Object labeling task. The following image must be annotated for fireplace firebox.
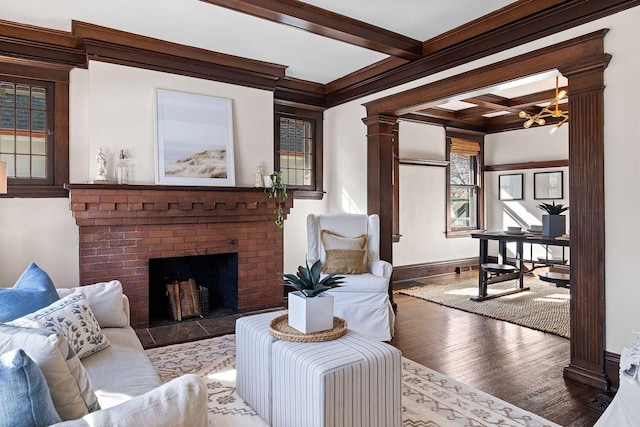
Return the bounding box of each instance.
[149,253,238,327]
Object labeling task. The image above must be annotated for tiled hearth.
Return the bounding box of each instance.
[66,184,292,329]
[135,308,284,349]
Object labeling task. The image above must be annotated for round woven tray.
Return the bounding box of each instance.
[268,314,347,342]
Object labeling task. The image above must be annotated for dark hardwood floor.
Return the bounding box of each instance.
[392,271,607,427]
[137,271,610,427]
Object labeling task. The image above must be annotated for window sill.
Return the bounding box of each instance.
[3,185,69,198]
[291,189,324,200]
[446,229,478,238]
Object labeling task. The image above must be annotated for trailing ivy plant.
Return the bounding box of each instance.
[282,260,344,298]
[265,171,288,228]
[537,201,569,215]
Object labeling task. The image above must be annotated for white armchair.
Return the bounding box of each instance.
[306,213,395,341]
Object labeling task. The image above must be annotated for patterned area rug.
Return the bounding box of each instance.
[397,277,570,338]
[146,334,560,427]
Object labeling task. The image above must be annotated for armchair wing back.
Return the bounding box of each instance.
[307,213,381,268]
[306,213,395,341]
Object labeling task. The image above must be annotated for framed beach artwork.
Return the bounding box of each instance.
[155,89,235,186]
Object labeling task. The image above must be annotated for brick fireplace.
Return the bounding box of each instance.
[66,184,292,329]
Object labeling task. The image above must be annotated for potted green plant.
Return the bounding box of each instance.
[265,171,288,228]
[537,201,569,237]
[282,260,344,334]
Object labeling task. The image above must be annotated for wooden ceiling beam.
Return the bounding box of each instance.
[400,113,487,133]
[461,94,524,115]
[412,107,458,121]
[200,0,422,60]
[422,0,564,55]
[509,87,567,108]
[400,85,574,133]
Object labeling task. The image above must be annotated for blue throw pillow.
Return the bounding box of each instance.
[0,348,62,427]
[0,263,60,322]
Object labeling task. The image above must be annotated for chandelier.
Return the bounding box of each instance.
[518,76,568,134]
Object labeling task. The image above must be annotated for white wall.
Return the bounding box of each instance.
[78,61,274,185]
[394,121,478,266]
[0,198,78,287]
[282,101,370,273]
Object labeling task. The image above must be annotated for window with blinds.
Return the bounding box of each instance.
[449,138,481,232]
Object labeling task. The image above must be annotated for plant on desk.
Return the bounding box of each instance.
[537,201,569,237]
[282,260,344,334]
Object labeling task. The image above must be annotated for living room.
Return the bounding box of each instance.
[1,1,640,426]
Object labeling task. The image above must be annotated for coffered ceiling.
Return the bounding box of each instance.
[405,73,569,133]
[1,0,522,83]
[2,0,636,132]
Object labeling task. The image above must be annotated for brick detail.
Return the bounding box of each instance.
[66,184,292,329]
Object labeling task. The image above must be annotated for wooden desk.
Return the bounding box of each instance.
[470,231,570,301]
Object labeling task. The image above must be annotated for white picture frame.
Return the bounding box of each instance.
[155,89,235,186]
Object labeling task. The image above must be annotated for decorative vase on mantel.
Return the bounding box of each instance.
[282,260,344,334]
[537,201,569,238]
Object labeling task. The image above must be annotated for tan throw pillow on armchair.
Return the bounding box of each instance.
[320,230,367,274]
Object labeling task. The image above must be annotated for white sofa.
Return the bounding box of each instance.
[594,338,640,426]
[1,281,208,427]
[306,213,395,341]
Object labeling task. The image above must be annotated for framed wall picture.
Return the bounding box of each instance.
[498,173,523,200]
[534,171,563,200]
[155,89,235,186]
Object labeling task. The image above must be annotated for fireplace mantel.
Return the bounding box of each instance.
[65,183,291,227]
[66,183,292,328]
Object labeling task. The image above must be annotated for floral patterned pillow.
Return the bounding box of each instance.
[8,292,110,359]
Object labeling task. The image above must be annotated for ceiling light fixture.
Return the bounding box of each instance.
[519,76,568,134]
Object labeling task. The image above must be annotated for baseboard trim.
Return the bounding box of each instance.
[393,257,479,282]
[564,364,609,392]
[605,351,621,391]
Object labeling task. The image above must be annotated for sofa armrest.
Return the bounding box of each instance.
[370,260,393,279]
[121,294,130,326]
[51,374,208,427]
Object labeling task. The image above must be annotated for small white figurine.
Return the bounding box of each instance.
[95,148,108,181]
[254,162,264,187]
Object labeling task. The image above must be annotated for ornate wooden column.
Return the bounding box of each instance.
[361,32,611,388]
[561,52,611,390]
[362,114,398,306]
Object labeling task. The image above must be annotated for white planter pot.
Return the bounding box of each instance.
[287,291,334,334]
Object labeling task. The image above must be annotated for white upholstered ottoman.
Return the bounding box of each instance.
[236,311,402,427]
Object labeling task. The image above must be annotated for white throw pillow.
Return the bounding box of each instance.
[320,229,367,251]
[56,281,128,328]
[9,292,110,359]
[0,324,100,420]
[65,374,208,427]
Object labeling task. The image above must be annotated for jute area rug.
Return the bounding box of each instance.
[146,334,559,427]
[397,277,570,338]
